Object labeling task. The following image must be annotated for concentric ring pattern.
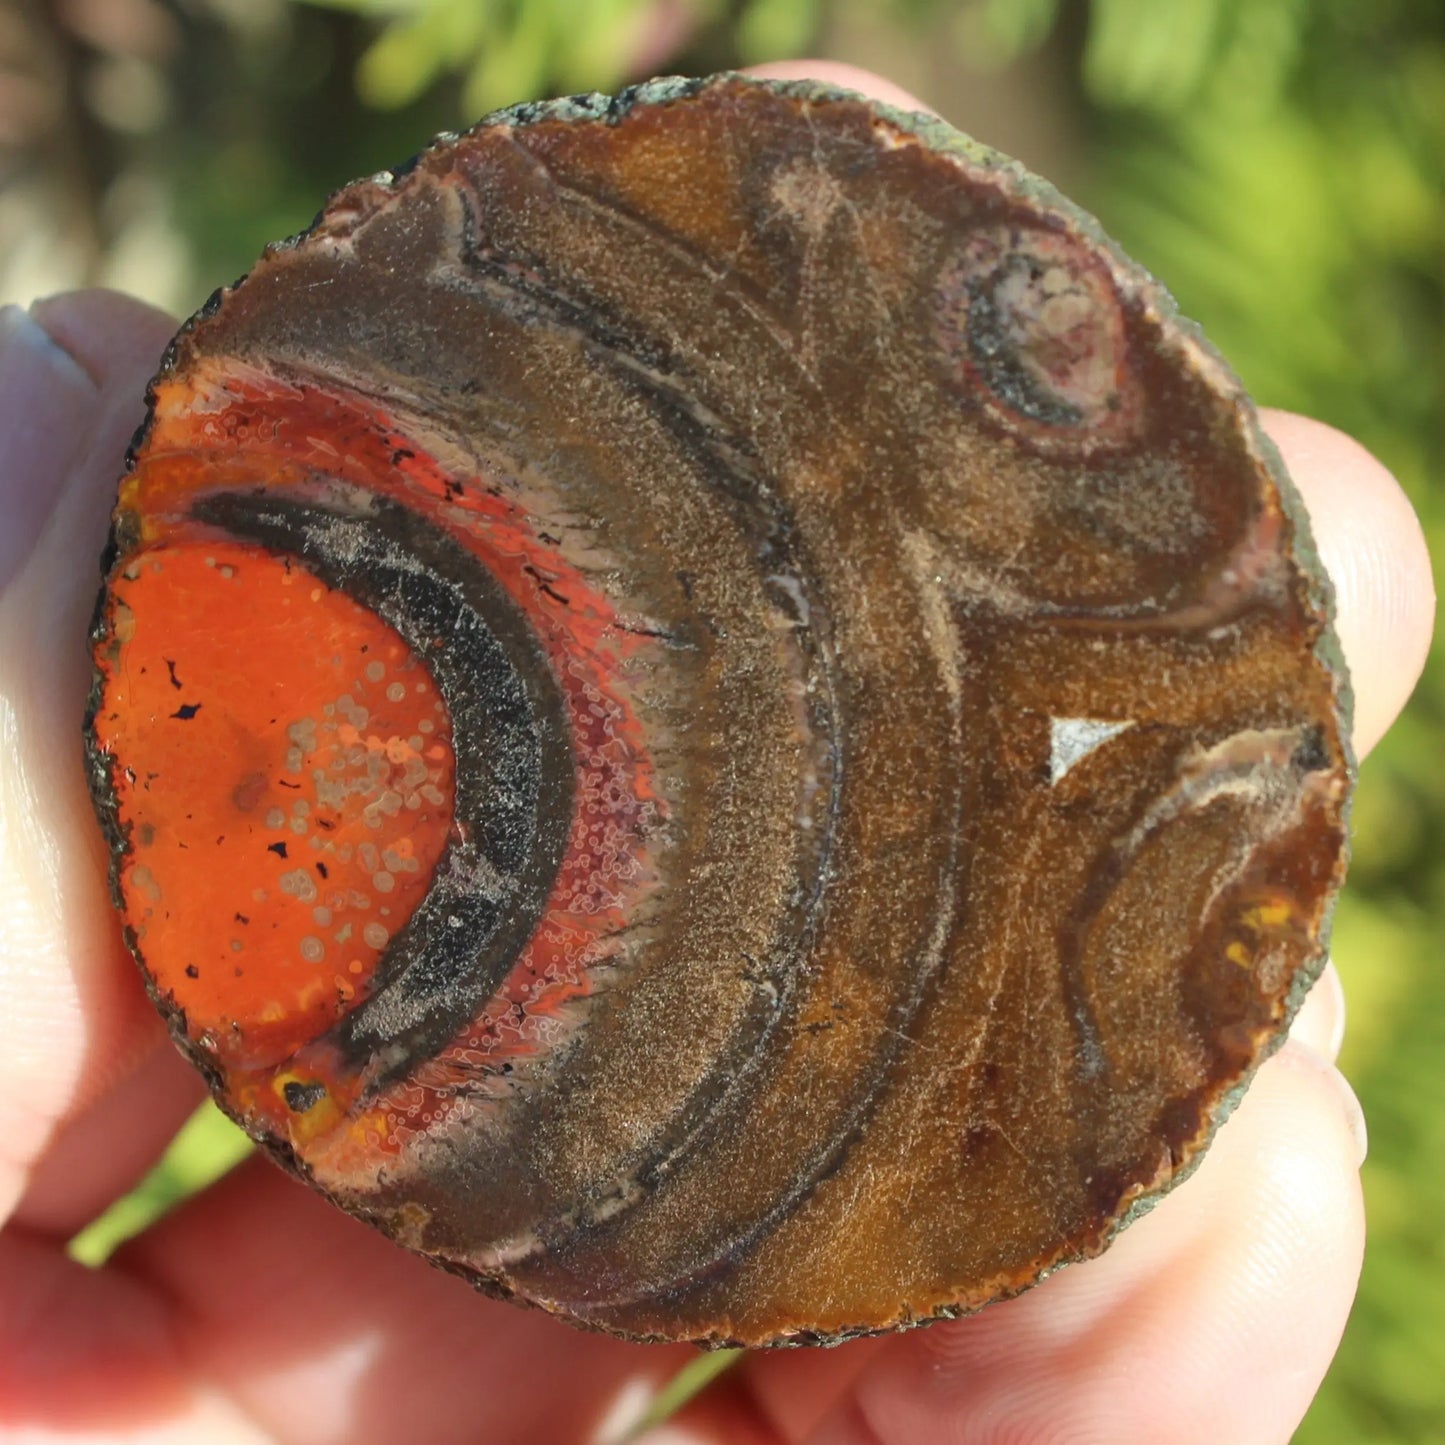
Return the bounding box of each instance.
[85,74,1352,1346]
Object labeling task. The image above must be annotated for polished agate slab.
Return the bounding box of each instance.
[85,74,1352,1346]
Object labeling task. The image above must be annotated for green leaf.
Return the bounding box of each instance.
[69,1104,253,1266]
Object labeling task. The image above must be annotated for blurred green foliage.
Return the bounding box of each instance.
[67,1100,254,1267]
[295,0,685,113]
[1025,6,1445,1439]
[35,0,1440,1438]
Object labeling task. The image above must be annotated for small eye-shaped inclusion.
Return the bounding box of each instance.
[936,225,1141,449]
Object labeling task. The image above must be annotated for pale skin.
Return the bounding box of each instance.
[0,60,1434,1445]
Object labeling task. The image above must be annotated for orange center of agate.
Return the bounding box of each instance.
[94,540,455,1073]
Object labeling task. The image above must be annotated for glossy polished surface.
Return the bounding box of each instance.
[86,74,1352,1346]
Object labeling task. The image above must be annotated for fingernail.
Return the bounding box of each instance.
[0,303,99,593]
[1287,960,1347,1062]
[1281,1039,1369,1166]
[1320,963,1347,1061]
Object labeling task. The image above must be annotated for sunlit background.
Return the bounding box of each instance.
[2,1,1441,1439]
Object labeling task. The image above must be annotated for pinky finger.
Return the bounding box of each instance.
[647,1040,1364,1445]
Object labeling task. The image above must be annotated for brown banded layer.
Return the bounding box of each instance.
[84,73,1352,1347]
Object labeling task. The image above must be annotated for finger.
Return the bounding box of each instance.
[684,61,1408,1445]
[10,1041,205,1238]
[742,59,931,114]
[1288,957,1346,1062]
[109,1158,695,1445]
[0,290,188,1230]
[1260,409,1434,759]
[812,1042,1365,1445]
[696,833,1345,1439]
[0,1227,271,1443]
[651,1040,1365,1445]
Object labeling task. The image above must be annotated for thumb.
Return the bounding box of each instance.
[0,290,186,1228]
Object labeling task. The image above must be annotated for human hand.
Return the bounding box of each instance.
[0,63,1433,1445]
